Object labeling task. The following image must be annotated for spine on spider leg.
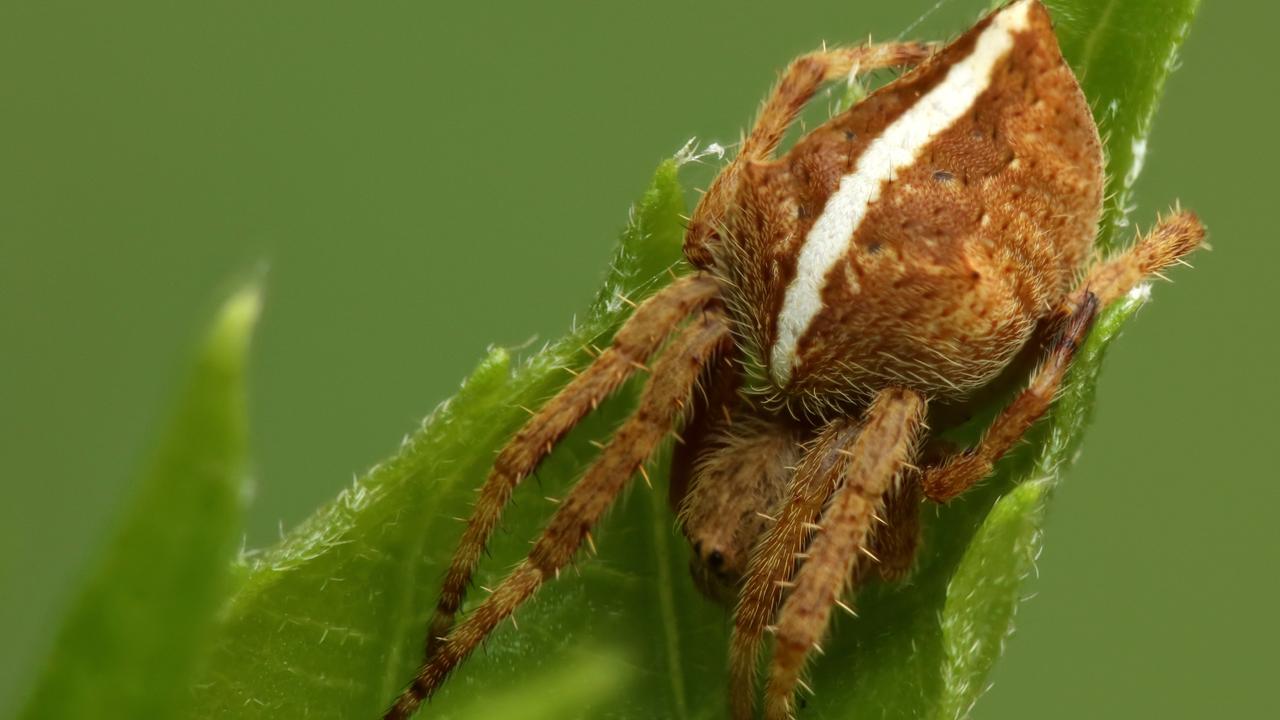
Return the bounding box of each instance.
[764,389,926,720]
[866,474,924,582]
[425,274,720,655]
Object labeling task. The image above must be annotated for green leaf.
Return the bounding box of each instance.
[179,1,1199,718]
[19,283,261,720]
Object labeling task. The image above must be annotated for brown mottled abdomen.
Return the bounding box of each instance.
[715,0,1102,408]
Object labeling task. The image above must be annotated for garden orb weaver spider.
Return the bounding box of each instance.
[387,1,1203,718]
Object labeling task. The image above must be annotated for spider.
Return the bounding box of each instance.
[387,1,1203,717]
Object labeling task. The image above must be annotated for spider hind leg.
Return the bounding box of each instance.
[922,209,1205,503]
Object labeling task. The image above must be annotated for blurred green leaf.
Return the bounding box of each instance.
[19,283,261,720]
[177,1,1198,718]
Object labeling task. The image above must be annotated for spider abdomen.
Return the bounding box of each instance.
[711,0,1102,409]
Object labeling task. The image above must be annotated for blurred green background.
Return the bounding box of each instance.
[2,1,1275,718]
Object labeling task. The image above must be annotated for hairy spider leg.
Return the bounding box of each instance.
[922,209,1205,502]
[1076,209,1205,311]
[921,293,1098,502]
[424,273,721,657]
[387,309,733,720]
[763,388,928,720]
[685,41,934,267]
[740,42,936,162]
[728,419,862,720]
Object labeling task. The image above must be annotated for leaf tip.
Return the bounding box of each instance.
[206,279,265,371]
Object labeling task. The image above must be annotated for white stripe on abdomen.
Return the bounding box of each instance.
[768,0,1033,386]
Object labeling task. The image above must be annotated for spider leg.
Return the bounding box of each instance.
[686,41,933,266]
[922,293,1098,503]
[763,388,928,720]
[1070,209,1205,312]
[424,273,720,655]
[922,209,1205,502]
[729,419,861,720]
[740,41,935,162]
[387,311,732,720]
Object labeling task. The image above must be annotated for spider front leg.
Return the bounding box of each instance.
[424,273,720,655]
[386,309,732,720]
[922,210,1205,503]
[763,388,928,720]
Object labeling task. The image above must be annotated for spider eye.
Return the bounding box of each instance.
[683,223,720,268]
[707,549,726,571]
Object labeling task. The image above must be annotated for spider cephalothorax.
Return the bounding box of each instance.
[387,2,1203,718]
